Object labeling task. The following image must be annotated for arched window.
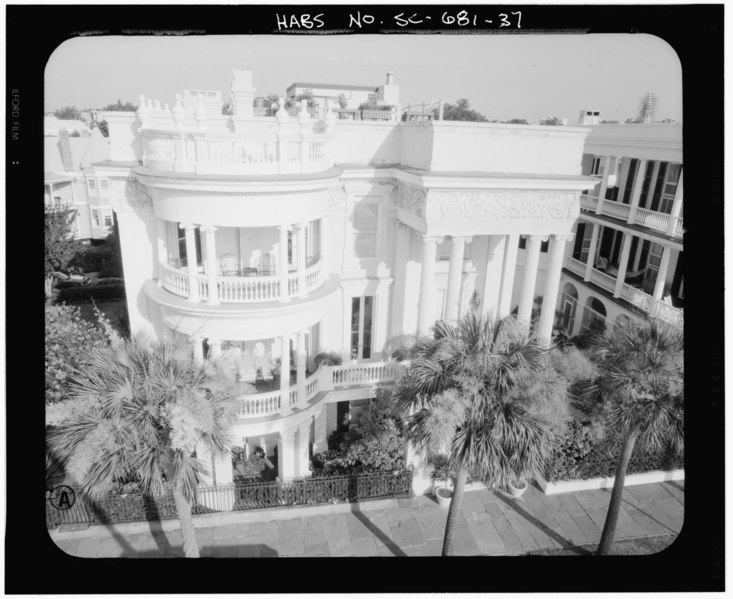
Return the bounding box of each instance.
[581,296,607,332]
[557,283,579,334]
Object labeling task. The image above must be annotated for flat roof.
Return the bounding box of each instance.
[287,82,377,93]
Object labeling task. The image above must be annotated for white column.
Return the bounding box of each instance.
[584,223,600,281]
[615,158,630,205]
[279,334,291,410]
[666,170,684,236]
[201,225,219,305]
[595,156,613,213]
[192,336,204,363]
[481,235,506,319]
[196,441,234,510]
[644,161,661,210]
[297,222,307,297]
[295,420,311,477]
[277,427,297,481]
[208,338,222,360]
[319,217,327,266]
[390,222,411,338]
[498,234,519,318]
[278,224,290,302]
[181,223,200,302]
[296,330,307,404]
[417,235,439,334]
[313,408,328,455]
[537,235,571,346]
[156,219,167,284]
[613,233,634,298]
[517,235,543,325]
[653,246,672,300]
[445,236,469,322]
[627,159,647,224]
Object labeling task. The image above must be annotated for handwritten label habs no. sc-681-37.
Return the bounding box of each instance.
[275,10,523,31]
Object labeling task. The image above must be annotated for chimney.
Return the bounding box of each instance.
[231,70,256,118]
[577,109,600,125]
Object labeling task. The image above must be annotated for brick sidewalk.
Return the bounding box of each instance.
[50,480,684,558]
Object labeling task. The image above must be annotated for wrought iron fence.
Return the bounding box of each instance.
[46,470,413,528]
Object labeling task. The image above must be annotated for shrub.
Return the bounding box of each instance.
[313,392,406,475]
[314,351,342,367]
[56,283,125,303]
[545,421,684,482]
[45,304,114,403]
[232,447,267,483]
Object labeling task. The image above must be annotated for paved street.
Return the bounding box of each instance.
[51,480,684,558]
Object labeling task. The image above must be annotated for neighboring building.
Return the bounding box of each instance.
[286,72,400,119]
[556,113,683,337]
[91,69,660,495]
[44,126,111,241]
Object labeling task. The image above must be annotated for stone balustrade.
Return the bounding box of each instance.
[236,361,401,420]
[159,258,325,304]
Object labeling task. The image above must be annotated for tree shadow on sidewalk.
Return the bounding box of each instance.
[350,503,407,557]
[494,493,574,551]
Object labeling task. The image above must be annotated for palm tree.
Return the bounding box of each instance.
[46,333,239,558]
[395,313,572,556]
[585,318,683,555]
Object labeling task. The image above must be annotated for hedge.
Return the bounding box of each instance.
[545,421,684,482]
[56,283,126,303]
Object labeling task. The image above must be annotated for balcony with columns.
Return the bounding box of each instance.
[156,218,327,305]
[579,154,683,241]
[412,230,574,348]
[563,223,683,330]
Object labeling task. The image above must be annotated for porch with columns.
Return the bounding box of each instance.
[412,228,573,347]
[156,218,327,304]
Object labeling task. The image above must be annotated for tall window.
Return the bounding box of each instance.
[177,223,202,268]
[350,296,374,360]
[103,211,113,227]
[87,178,97,194]
[621,159,638,204]
[91,208,100,227]
[590,157,602,176]
[99,178,109,197]
[353,204,378,259]
[558,283,579,334]
[660,163,682,214]
[642,242,664,294]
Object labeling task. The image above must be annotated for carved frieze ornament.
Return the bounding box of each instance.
[390,182,427,218]
[425,190,579,221]
[327,184,347,208]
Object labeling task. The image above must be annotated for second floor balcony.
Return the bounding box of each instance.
[579,193,683,239]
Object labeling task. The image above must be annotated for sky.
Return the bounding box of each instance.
[45,34,682,123]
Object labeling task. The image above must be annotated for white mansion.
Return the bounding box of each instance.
[85,71,682,490]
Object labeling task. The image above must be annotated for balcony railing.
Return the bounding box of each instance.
[237,361,401,420]
[588,267,616,293]
[601,199,631,221]
[142,130,332,176]
[585,199,683,240]
[649,299,684,329]
[620,282,652,312]
[159,259,326,304]
[565,257,586,277]
[579,194,599,212]
[331,361,402,387]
